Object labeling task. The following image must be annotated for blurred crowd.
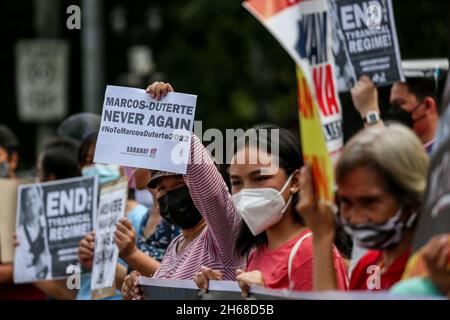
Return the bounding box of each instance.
[0,72,449,300]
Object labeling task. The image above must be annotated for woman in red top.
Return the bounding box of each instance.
[298,124,429,291]
[194,124,349,295]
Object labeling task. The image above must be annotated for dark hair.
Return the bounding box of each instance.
[233,124,304,257]
[406,76,447,111]
[0,125,19,158]
[41,139,80,180]
[78,131,98,167]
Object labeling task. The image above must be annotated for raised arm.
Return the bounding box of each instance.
[351,76,384,128]
[297,164,339,291]
[145,81,241,267]
[184,134,242,267]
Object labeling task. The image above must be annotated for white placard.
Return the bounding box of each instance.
[90,179,127,291]
[94,85,197,174]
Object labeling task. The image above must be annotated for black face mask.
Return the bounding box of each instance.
[384,106,414,128]
[158,185,203,229]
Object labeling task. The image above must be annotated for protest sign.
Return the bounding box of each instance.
[329,0,405,90]
[413,136,450,252]
[243,0,336,200]
[249,285,442,300]
[94,85,197,174]
[0,179,32,263]
[433,73,450,153]
[139,278,243,300]
[328,0,356,92]
[200,281,243,300]
[402,135,450,279]
[297,63,334,202]
[243,0,343,162]
[14,176,98,283]
[90,178,128,294]
[138,277,441,300]
[139,277,200,300]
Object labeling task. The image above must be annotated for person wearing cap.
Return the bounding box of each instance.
[120,82,245,300]
[351,59,448,154]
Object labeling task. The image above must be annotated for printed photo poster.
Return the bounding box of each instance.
[90,178,128,294]
[327,0,356,92]
[14,176,98,283]
[243,0,344,162]
[402,137,450,279]
[329,0,405,90]
[297,62,334,202]
[94,85,197,174]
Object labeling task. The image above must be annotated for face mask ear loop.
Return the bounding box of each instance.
[390,205,404,224]
[279,173,296,214]
[405,211,418,229]
[281,195,293,214]
[279,173,295,195]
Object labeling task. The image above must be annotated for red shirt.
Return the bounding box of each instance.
[350,248,411,290]
[246,229,349,291]
[0,283,47,300]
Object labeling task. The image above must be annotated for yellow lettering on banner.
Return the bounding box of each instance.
[296,65,334,202]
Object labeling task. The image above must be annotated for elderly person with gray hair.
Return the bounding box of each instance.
[297,124,429,291]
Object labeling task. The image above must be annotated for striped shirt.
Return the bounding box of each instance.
[153,135,245,280]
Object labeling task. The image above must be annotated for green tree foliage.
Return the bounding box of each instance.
[104,0,450,134]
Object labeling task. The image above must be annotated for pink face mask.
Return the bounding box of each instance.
[123,166,137,190]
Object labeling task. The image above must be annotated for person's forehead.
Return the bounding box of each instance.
[391,82,405,95]
[231,146,276,166]
[338,166,387,193]
[155,175,184,187]
[390,82,416,100]
[229,162,281,178]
